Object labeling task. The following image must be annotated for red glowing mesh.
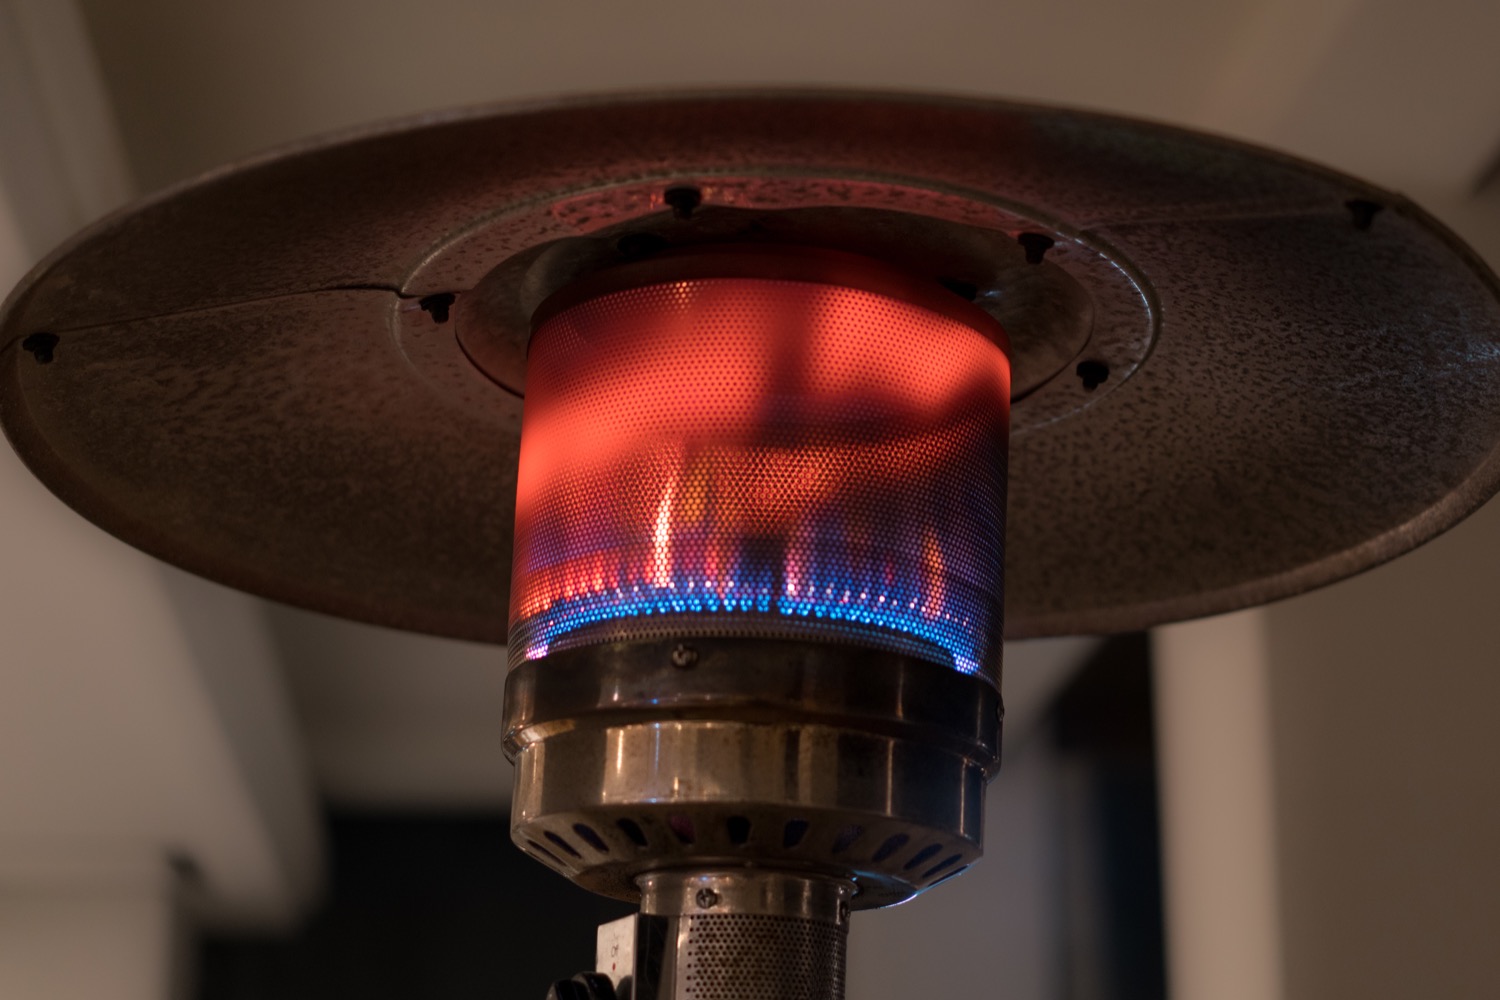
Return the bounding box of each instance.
[509,276,1010,683]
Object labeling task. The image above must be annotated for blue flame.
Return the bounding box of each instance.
[516,566,985,675]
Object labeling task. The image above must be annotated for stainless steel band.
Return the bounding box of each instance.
[503,637,1003,766]
[503,639,1003,909]
[639,869,854,921]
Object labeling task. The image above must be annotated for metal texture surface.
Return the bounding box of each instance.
[501,638,1002,759]
[634,871,852,1000]
[455,208,1090,402]
[504,639,996,908]
[510,247,1010,680]
[638,870,855,921]
[4,91,1500,640]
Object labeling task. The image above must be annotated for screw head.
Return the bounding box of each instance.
[670,643,698,669]
[1017,231,1055,264]
[21,332,58,364]
[1346,198,1383,231]
[664,185,702,220]
[1076,359,1110,391]
[695,888,720,909]
[417,292,455,324]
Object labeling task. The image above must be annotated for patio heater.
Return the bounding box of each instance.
[4,93,1500,1000]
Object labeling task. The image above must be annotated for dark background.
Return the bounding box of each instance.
[198,635,1162,1000]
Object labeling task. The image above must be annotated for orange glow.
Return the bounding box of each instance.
[922,526,945,620]
[509,268,1011,680]
[651,470,677,588]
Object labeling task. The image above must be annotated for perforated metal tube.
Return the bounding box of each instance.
[509,247,1012,684]
[633,871,854,1000]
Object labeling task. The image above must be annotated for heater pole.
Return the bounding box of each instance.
[631,870,854,1000]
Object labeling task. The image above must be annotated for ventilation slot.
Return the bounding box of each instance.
[617,818,649,847]
[544,831,582,858]
[783,819,810,848]
[831,825,863,854]
[930,866,969,888]
[922,854,963,880]
[527,840,565,867]
[872,834,910,863]
[903,844,943,872]
[727,816,752,845]
[669,814,697,845]
[572,823,610,853]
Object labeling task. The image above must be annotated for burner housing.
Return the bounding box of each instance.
[503,246,1012,999]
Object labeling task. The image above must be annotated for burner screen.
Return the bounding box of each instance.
[509,250,1011,682]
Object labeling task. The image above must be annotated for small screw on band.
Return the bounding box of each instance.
[21,332,59,364]
[664,185,702,220]
[418,293,456,324]
[1018,232,1055,264]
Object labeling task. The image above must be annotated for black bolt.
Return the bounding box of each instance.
[695,888,720,909]
[939,277,979,301]
[617,232,670,259]
[21,332,58,364]
[1076,359,1110,391]
[670,643,698,669]
[418,293,456,324]
[664,185,702,220]
[546,980,591,1000]
[1346,198,1383,231]
[838,901,851,923]
[1018,232,1055,265]
[571,972,618,1000]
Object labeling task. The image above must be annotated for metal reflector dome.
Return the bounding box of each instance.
[3,92,1499,642]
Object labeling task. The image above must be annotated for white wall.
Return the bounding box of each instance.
[1,3,324,997]
[1261,496,1500,1000]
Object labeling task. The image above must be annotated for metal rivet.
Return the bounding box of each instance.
[1018,232,1055,264]
[695,888,719,909]
[670,643,698,669]
[665,185,702,220]
[418,293,456,324]
[837,901,851,923]
[21,332,58,364]
[1076,359,1110,391]
[1346,198,1383,231]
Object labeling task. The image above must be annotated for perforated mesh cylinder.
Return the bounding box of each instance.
[668,914,845,1000]
[509,247,1011,684]
[633,871,854,1000]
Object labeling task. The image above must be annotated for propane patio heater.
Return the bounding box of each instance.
[5,93,1500,1000]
